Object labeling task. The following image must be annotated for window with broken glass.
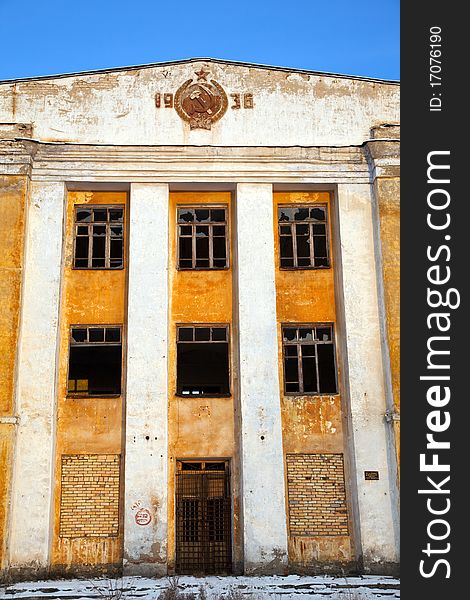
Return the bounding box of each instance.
[74,206,124,269]
[282,325,337,394]
[278,205,330,268]
[177,325,230,396]
[67,326,122,396]
[177,207,228,269]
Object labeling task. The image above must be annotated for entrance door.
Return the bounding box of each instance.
[176,460,232,574]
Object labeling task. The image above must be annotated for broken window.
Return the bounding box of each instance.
[177,207,228,269]
[282,324,337,394]
[67,326,122,395]
[177,325,230,396]
[278,204,330,268]
[74,206,124,269]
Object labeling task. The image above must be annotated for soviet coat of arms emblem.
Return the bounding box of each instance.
[174,69,228,130]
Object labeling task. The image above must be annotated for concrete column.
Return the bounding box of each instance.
[8,181,65,573]
[336,183,399,573]
[124,183,169,576]
[235,183,288,574]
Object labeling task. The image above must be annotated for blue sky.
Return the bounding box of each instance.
[1,0,399,81]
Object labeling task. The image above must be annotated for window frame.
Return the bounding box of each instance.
[66,324,124,398]
[278,203,331,270]
[73,204,125,270]
[176,205,230,271]
[175,323,231,397]
[281,323,338,396]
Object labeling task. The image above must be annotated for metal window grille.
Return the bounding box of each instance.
[177,206,229,269]
[74,205,124,269]
[176,461,232,575]
[282,324,337,395]
[278,204,330,269]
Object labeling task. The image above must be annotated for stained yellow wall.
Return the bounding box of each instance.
[0,175,28,571]
[167,192,241,571]
[273,191,353,569]
[375,178,400,473]
[51,191,127,572]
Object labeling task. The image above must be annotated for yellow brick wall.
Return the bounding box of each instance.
[59,454,120,538]
[286,453,348,536]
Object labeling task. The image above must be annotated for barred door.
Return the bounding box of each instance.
[176,461,232,574]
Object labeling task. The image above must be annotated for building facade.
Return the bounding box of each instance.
[0,59,400,579]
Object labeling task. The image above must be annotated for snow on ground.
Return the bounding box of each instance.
[0,575,399,599]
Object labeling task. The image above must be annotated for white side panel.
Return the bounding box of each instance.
[235,183,288,574]
[124,183,169,576]
[337,183,399,570]
[9,181,65,569]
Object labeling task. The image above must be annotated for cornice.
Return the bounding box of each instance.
[0,140,374,184]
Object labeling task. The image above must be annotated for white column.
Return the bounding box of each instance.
[235,183,288,574]
[336,183,399,571]
[124,183,169,576]
[9,181,65,572]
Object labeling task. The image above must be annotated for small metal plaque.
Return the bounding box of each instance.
[365,470,380,480]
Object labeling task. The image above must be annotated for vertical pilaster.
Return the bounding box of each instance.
[124,183,169,576]
[235,183,288,574]
[336,182,399,573]
[9,181,65,573]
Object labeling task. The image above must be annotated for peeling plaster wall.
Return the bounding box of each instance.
[51,191,127,574]
[166,192,243,573]
[0,62,398,147]
[273,192,353,572]
[0,175,27,572]
[0,59,400,579]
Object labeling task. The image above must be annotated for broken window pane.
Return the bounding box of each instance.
[71,328,87,343]
[179,210,194,223]
[194,327,210,341]
[278,204,330,269]
[177,206,228,269]
[76,209,91,222]
[283,328,297,342]
[177,325,230,396]
[195,209,210,222]
[68,326,122,395]
[302,356,317,393]
[317,344,337,393]
[75,237,89,260]
[299,328,313,341]
[89,328,104,342]
[74,205,125,269]
[105,328,120,342]
[282,325,336,395]
[284,358,299,383]
[211,209,225,222]
[93,209,107,222]
[179,328,193,341]
[211,328,227,341]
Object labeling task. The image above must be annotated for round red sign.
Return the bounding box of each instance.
[135,508,152,526]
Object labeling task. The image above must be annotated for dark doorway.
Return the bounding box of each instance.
[175,461,232,575]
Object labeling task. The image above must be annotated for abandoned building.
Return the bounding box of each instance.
[0,58,400,579]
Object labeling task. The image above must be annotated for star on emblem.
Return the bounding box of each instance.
[195,68,209,81]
